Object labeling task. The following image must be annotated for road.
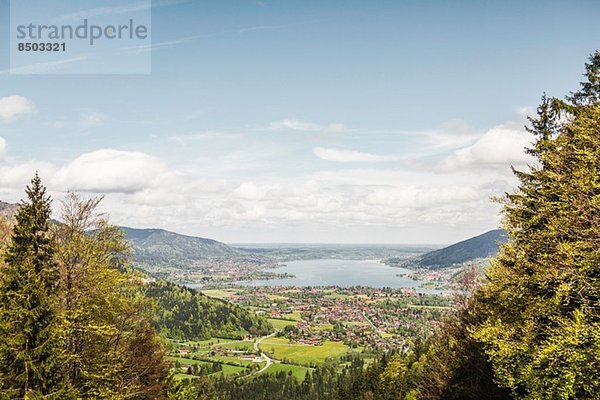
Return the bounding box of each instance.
[362,312,379,332]
[249,331,279,376]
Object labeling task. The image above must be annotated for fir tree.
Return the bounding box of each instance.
[472,53,600,399]
[0,173,68,399]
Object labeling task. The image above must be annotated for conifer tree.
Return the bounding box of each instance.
[0,174,68,399]
[472,52,600,399]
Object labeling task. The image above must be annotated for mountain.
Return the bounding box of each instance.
[0,201,19,219]
[414,229,509,269]
[0,203,250,266]
[121,226,242,263]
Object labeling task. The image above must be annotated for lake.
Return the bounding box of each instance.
[238,259,427,289]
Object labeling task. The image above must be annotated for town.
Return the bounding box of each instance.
[202,285,453,352]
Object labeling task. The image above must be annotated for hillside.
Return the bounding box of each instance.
[121,226,244,263]
[415,229,508,269]
[0,201,19,219]
[146,279,272,339]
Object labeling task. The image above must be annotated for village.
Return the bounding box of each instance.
[202,285,453,352]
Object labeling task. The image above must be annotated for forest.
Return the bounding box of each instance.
[147,280,272,340]
[0,52,598,399]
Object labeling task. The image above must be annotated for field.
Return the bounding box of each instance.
[169,338,261,379]
[261,363,311,381]
[200,289,240,299]
[174,337,237,349]
[168,356,213,366]
[282,312,303,321]
[259,338,351,365]
[215,340,255,352]
[267,318,298,330]
[173,373,199,380]
[210,355,260,367]
[218,364,248,376]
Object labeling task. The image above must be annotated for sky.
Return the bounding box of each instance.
[0,0,599,244]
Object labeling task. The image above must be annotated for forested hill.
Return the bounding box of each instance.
[121,226,244,262]
[123,228,274,340]
[416,229,508,269]
[146,279,272,340]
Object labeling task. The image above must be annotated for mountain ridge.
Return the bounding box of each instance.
[416,229,508,269]
[121,226,243,263]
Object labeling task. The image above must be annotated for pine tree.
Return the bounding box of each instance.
[472,53,600,399]
[0,173,69,399]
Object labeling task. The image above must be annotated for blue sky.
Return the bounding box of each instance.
[0,0,598,243]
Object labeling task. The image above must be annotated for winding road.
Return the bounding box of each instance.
[235,331,280,379]
[253,331,279,375]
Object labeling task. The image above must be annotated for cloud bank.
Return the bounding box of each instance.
[313,147,397,163]
[0,96,36,122]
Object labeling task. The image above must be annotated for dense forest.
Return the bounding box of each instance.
[0,52,598,399]
[147,280,272,340]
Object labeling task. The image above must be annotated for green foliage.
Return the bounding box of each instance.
[330,52,600,400]
[472,52,600,400]
[0,183,170,399]
[147,279,272,340]
[54,192,169,399]
[168,375,219,400]
[0,173,69,399]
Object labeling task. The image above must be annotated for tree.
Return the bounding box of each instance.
[364,52,600,400]
[0,173,70,399]
[472,52,600,399]
[168,376,219,400]
[54,192,168,399]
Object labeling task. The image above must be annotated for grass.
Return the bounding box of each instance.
[201,289,239,299]
[323,292,351,300]
[261,363,311,381]
[175,337,236,348]
[167,356,213,366]
[316,323,334,331]
[259,338,351,365]
[267,294,288,300]
[216,340,255,352]
[210,355,256,367]
[406,304,452,310]
[267,318,297,330]
[173,373,200,380]
[216,364,248,376]
[282,312,303,321]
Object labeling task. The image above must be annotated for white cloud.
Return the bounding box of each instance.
[0,117,518,243]
[81,111,106,126]
[45,121,66,129]
[439,125,534,171]
[0,160,58,188]
[0,150,507,243]
[269,118,346,134]
[313,147,397,163]
[0,95,36,122]
[51,149,168,193]
[0,136,5,160]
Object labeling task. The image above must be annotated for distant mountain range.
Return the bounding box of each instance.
[0,201,19,219]
[415,229,508,269]
[384,229,508,270]
[121,227,244,263]
[1,199,507,269]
